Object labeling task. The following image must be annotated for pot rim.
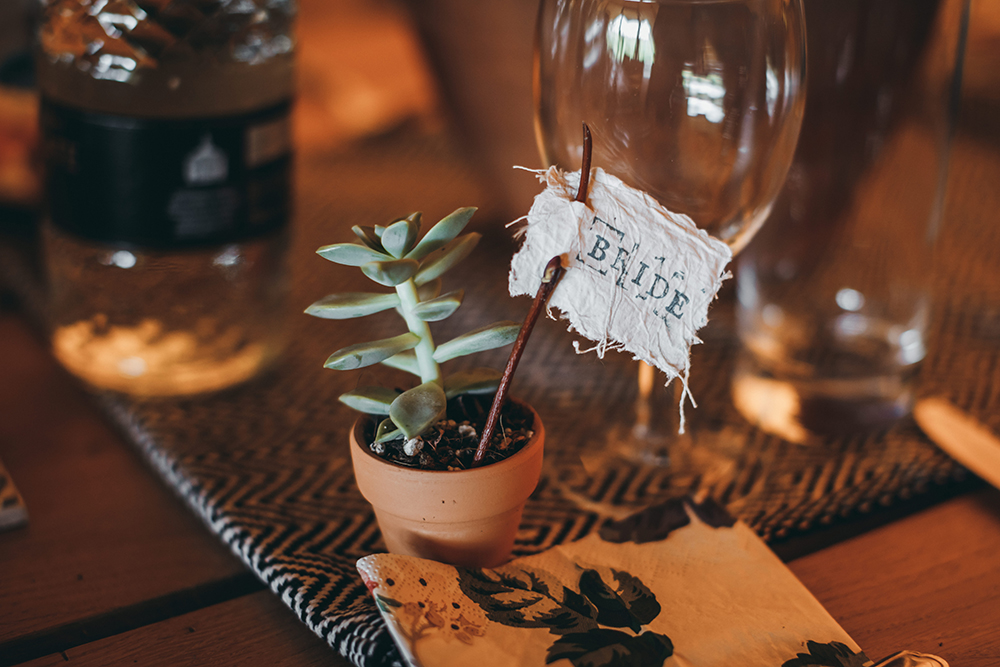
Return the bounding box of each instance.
[350,397,542,476]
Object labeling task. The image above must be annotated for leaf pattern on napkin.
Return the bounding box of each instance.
[458,566,673,667]
[579,569,660,633]
[547,629,674,667]
[782,640,872,667]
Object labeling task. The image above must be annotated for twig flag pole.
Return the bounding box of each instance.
[473,123,593,464]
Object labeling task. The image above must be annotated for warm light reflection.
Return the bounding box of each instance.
[898,328,925,364]
[606,14,656,65]
[835,313,868,338]
[92,54,137,81]
[835,288,865,311]
[104,250,137,269]
[682,70,725,123]
[91,0,145,35]
[52,317,265,396]
[213,246,242,267]
[731,373,811,444]
[765,56,779,117]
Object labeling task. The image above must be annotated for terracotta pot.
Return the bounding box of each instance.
[350,402,544,568]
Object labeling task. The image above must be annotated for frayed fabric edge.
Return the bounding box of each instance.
[511,163,715,437]
[550,300,698,434]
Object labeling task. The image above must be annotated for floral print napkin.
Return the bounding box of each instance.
[357,497,876,667]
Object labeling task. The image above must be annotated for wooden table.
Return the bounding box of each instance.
[0,311,998,665]
[3,1,1000,664]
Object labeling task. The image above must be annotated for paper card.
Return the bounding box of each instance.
[509,167,732,389]
[358,498,870,667]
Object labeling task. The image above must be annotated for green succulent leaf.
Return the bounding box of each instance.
[414,232,481,286]
[381,213,421,258]
[381,350,421,376]
[305,292,400,320]
[406,207,477,261]
[324,332,420,370]
[352,225,384,251]
[316,242,389,266]
[361,258,420,287]
[396,278,444,319]
[339,386,400,415]
[434,321,520,363]
[389,381,447,439]
[416,278,442,301]
[374,225,386,237]
[412,290,464,322]
[375,418,402,443]
[444,367,503,399]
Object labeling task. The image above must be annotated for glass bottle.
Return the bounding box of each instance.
[37,0,295,396]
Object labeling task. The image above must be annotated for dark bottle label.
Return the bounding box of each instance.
[41,99,292,249]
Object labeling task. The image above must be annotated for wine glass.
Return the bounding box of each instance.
[535,0,806,473]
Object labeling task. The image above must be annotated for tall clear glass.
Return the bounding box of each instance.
[535,0,806,461]
[732,0,969,443]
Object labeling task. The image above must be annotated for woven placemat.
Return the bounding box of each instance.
[3,128,998,666]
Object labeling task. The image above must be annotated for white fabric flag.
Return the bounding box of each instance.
[509,166,732,394]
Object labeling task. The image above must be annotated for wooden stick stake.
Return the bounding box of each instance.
[576,122,592,204]
[473,123,593,465]
[472,257,563,465]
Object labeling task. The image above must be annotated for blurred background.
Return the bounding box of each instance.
[2,0,998,221]
[1,0,999,440]
[0,0,997,433]
[2,0,997,251]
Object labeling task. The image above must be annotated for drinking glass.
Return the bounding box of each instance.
[535,0,806,464]
[732,0,970,443]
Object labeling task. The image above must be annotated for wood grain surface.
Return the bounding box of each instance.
[791,488,1000,665]
[9,484,1000,667]
[0,314,249,644]
[19,591,348,667]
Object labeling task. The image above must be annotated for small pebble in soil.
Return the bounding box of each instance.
[403,437,423,456]
[362,395,534,471]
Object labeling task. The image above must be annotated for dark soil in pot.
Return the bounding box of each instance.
[359,394,535,471]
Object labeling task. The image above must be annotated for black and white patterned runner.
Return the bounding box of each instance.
[12,134,994,666]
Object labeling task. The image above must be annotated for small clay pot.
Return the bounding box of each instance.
[350,402,544,568]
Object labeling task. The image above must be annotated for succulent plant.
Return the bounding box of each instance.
[307,208,520,443]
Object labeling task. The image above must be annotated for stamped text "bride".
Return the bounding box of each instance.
[577,215,691,324]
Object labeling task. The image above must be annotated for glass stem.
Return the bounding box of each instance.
[633,361,685,442]
[634,361,656,437]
